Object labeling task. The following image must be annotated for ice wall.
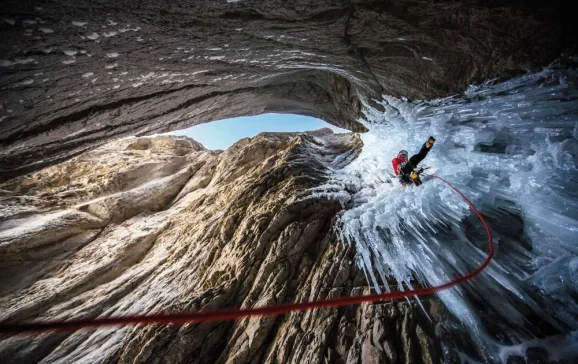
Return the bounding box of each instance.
[315,68,578,362]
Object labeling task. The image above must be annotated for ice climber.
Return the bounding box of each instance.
[392,136,436,186]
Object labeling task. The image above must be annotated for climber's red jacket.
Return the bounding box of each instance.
[392,156,406,176]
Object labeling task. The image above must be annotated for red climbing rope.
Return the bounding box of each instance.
[0,175,493,335]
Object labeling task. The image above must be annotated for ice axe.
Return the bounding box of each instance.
[410,167,431,186]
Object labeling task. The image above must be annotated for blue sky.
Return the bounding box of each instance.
[170,113,349,149]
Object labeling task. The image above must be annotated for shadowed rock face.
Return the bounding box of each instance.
[0,131,449,363]
[0,0,574,180]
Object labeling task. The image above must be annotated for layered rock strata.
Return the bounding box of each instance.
[1,0,575,180]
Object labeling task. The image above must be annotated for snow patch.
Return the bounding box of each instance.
[103,31,118,37]
[72,21,87,27]
[105,63,118,69]
[106,52,119,58]
[86,32,99,40]
[0,58,35,67]
[63,50,78,56]
[39,27,53,33]
[82,72,94,78]
[139,72,155,80]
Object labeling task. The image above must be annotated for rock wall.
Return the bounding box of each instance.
[0,131,454,363]
[1,1,576,362]
[1,0,575,180]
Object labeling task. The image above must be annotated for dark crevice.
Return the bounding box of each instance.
[342,1,384,95]
[357,48,385,94]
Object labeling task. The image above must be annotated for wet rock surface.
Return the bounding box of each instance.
[1,0,575,180]
[0,131,453,363]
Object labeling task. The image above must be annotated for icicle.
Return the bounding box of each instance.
[313,68,578,362]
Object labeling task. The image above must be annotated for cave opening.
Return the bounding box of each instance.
[167,113,349,150]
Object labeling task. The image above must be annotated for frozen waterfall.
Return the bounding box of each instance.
[314,67,578,362]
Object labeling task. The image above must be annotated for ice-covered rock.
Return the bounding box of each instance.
[315,68,578,362]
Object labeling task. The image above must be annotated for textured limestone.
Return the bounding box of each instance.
[0,132,453,363]
[0,210,106,259]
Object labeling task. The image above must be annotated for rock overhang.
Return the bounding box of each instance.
[0,0,575,181]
